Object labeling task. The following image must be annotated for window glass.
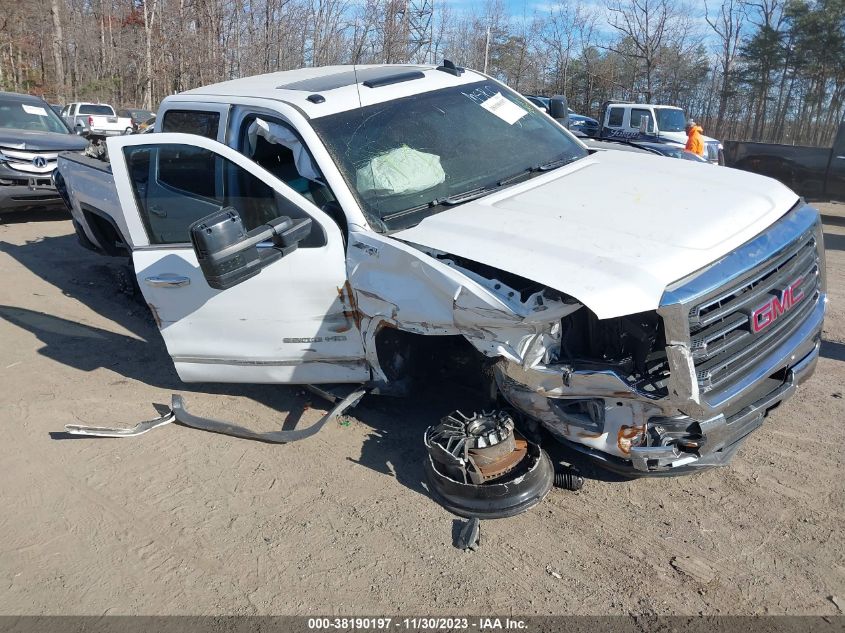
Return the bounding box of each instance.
[78,104,115,115]
[631,108,654,132]
[655,108,687,132]
[123,143,322,246]
[607,107,624,127]
[162,110,220,139]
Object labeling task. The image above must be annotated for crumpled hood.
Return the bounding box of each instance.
[393,150,800,319]
[0,129,87,152]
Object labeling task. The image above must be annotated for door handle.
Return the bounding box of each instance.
[835,155,845,160]
[149,204,167,217]
[144,274,190,288]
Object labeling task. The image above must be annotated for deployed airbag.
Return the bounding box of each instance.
[356,145,445,195]
[247,118,321,182]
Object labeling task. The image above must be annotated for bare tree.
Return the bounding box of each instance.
[704,0,745,136]
[605,0,678,102]
[141,0,159,109]
[48,0,65,101]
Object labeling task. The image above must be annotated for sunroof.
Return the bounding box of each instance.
[278,66,428,92]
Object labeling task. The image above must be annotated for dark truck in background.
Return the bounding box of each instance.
[724,121,845,201]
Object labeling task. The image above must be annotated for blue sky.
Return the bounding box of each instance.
[439,0,717,48]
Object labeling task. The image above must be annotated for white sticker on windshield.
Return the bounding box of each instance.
[22,104,48,116]
[480,92,527,125]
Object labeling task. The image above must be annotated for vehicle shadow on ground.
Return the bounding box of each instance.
[824,232,845,252]
[0,209,69,224]
[820,214,845,229]
[0,230,629,496]
[0,232,318,427]
[821,339,845,362]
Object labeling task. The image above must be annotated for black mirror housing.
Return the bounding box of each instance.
[549,95,569,127]
[190,207,312,290]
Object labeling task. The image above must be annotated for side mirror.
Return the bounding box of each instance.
[549,95,569,128]
[638,115,651,134]
[190,207,312,290]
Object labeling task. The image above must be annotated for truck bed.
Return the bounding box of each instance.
[56,151,130,257]
[723,140,833,199]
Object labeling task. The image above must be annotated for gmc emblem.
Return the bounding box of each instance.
[751,277,805,333]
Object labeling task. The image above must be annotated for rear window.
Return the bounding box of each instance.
[162,110,220,139]
[608,107,624,127]
[78,104,115,115]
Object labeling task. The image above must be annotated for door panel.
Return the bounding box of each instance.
[108,133,368,385]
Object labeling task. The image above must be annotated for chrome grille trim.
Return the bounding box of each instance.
[659,203,827,417]
[0,148,59,174]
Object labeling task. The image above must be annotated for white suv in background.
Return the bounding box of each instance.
[600,102,724,164]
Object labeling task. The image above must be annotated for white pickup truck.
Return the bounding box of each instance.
[55,63,827,476]
[61,102,133,136]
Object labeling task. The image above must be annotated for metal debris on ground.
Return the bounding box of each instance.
[64,409,175,437]
[63,388,366,443]
[456,517,481,551]
[553,464,585,491]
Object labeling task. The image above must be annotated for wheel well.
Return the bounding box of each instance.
[374,328,496,399]
[80,204,130,257]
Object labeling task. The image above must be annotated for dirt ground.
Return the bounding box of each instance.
[0,202,843,617]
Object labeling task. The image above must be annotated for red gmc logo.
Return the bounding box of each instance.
[751,277,805,333]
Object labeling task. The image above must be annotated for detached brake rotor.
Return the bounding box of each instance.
[424,410,554,519]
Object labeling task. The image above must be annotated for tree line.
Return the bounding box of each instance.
[1,0,843,146]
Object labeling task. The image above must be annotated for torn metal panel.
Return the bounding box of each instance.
[664,344,700,403]
[496,367,663,460]
[347,231,581,376]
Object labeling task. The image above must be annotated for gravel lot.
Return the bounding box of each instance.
[0,202,843,616]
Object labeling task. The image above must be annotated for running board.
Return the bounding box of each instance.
[63,388,366,443]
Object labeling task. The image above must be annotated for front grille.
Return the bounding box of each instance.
[0,148,58,175]
[687,231,821,393]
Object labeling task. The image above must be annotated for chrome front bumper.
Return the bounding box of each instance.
[497,297,823,475]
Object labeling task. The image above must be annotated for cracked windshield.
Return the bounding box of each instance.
[313,81,587,231]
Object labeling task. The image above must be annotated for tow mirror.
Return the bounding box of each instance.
[548,95,569,128]
[639,115,651,134]
[190,207,312,290]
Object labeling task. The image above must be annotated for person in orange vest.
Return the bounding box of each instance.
[685,119,705,157]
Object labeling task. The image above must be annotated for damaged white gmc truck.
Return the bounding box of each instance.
[56,63,827,477]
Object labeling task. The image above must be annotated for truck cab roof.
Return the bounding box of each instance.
[174,64,489,118]
[605,102,684,110]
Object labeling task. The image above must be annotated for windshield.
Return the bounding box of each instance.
[312,81,587,231]
[0,98,70,133]
[655,108,686,133]
[78,104,114,115]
